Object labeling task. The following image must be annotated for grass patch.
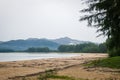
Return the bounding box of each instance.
[48,75,75,80]
[38,69,89,80]
[48,75,90,80]
[85,56,120,69]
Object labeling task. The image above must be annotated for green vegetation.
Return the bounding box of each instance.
[38,69,56,80]
[26,47,50,52]
[0,39,59,51]
[80,0,120,57]
[38,69,89,80]
[48,75,75,80]
[0,43,107,53]
[0,48,14,52]
[85,56,120,69]
[58,43,106,53]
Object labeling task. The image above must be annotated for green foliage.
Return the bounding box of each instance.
[82,46,99,53]
[0,39,59,51]
[58,45,75,52]
[48,75,75,80]
[0,48,14,52]
[108,47,120,57]
[38,69,56,80]
[98,43,107,53]
[80,0,120,57]
[106,38,120,57]
[38,69,89,80]
[58,43,107,53]
[26,47,50,52]
[77,43,99,53]
[85,56,120,69]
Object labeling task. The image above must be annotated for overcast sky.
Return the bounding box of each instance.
[0,0,106,43]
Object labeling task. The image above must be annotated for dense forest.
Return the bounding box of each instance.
[26,43,107,53]
[26,47,50,52]
[0,43,106,53]
[0,48,14,52]
[58,43,107,53]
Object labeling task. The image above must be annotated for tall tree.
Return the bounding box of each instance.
[80,0,120,57]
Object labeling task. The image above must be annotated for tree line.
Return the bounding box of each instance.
[58,43,107,53]
[0,43,107,53]
[26,47,50,52]
[0,48,14,52]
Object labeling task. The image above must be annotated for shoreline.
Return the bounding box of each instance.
[0,52,81,62]
[0,53,108,80]
[0,53,106,62]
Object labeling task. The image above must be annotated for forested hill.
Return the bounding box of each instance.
[0,37,89,51]
[0,39,59,51]
[0,41,3,43]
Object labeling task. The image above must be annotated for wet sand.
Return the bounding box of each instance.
[0,53,119,80]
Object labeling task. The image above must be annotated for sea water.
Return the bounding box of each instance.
[0,52,79,62]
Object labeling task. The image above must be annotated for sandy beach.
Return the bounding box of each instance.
[0,53,119,80]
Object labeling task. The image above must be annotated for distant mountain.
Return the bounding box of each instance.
[0,41,3,43]
[0,39,59,51]
[52,37,89,45]
[0,37,90,51]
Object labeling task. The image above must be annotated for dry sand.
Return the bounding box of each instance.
[0,53,119,80]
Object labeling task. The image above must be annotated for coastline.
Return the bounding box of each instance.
[0,52,80,62]
[0,53,114,80]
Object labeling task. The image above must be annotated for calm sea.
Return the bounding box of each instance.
[0,52,80,62]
